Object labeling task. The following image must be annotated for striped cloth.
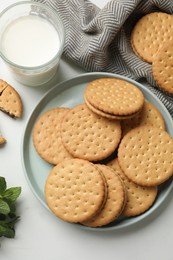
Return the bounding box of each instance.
[34,0,173,117]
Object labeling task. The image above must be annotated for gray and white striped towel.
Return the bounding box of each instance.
[35,0,173,117]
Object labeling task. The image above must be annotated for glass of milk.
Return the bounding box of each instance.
[0,1,65,86]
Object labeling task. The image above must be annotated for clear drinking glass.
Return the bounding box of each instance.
[0,1,65,86]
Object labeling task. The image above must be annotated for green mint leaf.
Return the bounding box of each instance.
[0,213,19,225]
[3,187,21,201]
[0,199,10,215]
[0,177,6,193]
[0,178,21,240]
[0,224,15,238]
[4,200,16,213]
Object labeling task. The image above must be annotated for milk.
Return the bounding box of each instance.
[0,15,62,86]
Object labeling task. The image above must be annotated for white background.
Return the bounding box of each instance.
[1,0,173,259]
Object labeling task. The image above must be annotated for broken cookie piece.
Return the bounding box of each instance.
[0,135,6,145]
[0,79,22,118]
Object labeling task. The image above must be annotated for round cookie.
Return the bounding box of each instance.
[131,12,173,63]
[84,78,144,116]
[82,164,126,227]
[107,158,158,217]
[121,101,165,136]
[45,159,107,223]
[60,104,121,162]
[118,126,173,186]
[33,107,73,165]
[152,41,173,94]
[84,96,141,120]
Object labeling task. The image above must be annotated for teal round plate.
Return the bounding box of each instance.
[21,72,173,230]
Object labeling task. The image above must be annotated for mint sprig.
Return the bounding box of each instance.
[0,177,21,238]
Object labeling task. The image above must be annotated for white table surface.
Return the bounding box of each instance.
[1,0,173,259]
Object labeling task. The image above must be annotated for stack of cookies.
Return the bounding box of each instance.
[131,12,173,95]
[84,78,144,120]
[45,159,127,227]
[33,77,173,227]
